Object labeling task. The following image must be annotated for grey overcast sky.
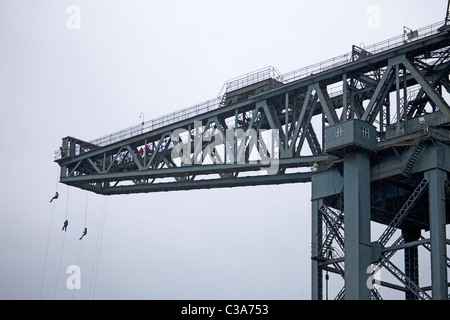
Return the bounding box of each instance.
[0,0,447,300]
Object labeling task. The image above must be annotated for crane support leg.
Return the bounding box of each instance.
[344,151,372,300]
[425,169,448,300]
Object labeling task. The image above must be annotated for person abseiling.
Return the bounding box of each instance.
[79,228,87,240]
[50,192,59,203]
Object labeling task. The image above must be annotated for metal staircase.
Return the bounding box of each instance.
[401,140,426,176]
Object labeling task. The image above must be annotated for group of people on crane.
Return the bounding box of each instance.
[50,192,87,240]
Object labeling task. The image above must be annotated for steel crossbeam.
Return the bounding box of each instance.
[380,258,432,300]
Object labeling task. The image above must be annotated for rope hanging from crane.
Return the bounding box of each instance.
[42,168,109,299]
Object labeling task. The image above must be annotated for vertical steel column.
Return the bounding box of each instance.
[234,109,238,164]
[342,74,348,122]
[403,228,421,300]
[385,94,391,127]
[402,65,408,132]
[425,169,448,300]
[344,151,372,300]
[311,199,323,300]
[396,64,401,134]
[285,92,289,148]
[60,137,70,178]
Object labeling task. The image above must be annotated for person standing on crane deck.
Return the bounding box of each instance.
[327,244,333,259]
[312,162,319,172]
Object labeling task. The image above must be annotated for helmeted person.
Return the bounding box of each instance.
[50,192,59,203]
[327,244,333,259]
[79,227,87,240]
[62,219,68,232]
[312,162,319,172]
[60,146,66,158]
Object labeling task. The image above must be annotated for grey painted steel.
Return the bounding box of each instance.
[403,58,450,120]
[380,258,431,300]
[311,170,343,200]
[425,169,448,300]
[325,120,377,155]
[311,199,323,300]
[403,229,421,300]
[343,151,372,300]
[377,178,428,246]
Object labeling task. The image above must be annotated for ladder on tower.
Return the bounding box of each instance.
[402,140,426,176]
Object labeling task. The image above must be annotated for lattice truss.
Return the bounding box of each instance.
[56,25,450,195]
[313,177,447,300]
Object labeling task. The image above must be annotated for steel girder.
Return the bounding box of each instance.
[313,175,440,300]
[58,94,331,195]
[372,178,431,300]
[55,21,450,300]
[56,25,450,194]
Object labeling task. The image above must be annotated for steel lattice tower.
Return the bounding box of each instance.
[55,19,450,300]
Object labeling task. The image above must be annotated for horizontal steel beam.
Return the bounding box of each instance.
[70,172,314,195]
[382,238,430,253]
[60,155,328,184]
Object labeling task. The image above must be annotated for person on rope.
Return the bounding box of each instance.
[62,220,68,232]
[79,228,87,240]
[50,192,59,203]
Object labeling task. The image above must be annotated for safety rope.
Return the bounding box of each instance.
[44,181,107,300]
[52,185,70,299]
[65,185,70,220]
[40,195,57,299]
[40,166,60,299]
[83,192,88,227]
[88,197,108,300]
[72,191,89,300]
[72,237,84,300]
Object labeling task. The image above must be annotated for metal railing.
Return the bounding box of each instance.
[56,20,446,158]
[220,66,284,94]
[282,20,445,84]
[88,97,223,148]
